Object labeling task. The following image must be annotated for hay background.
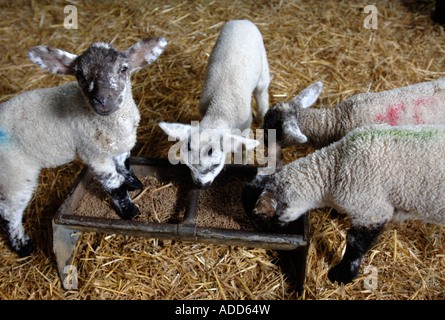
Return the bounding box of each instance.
[0,0,444,299]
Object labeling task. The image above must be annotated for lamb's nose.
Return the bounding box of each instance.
[93,97,105,106]
[194,181,211,189]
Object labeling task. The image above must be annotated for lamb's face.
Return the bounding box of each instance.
[248,188,299,233]
[263,102,287,145]
[73,43,130,116]
[180,133,226,189]
[159,122,259,189]
[28,37,167,116]
[264,102,308,147]
[244,187,288,232]
[263,81,323,147]
[242,174,305,233]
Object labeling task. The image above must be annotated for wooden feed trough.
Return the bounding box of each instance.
[52,157,310,293]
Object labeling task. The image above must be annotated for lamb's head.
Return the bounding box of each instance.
[242,174,309,233]
[241,176,286,232]
[28,37,167,116]
[159,122,259,189]
[263,81,322,148]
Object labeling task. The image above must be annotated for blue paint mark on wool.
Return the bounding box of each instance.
[0,130,9,144]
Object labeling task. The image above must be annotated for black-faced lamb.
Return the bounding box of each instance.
[159,19,269,189]
[242,124,445,284]
[265,79,445,149]
[0,37,167,256]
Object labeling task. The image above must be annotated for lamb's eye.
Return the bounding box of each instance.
[120,66,128,74]
[208,148,213,157]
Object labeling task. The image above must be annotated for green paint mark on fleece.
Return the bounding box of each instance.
[349,127,442,143]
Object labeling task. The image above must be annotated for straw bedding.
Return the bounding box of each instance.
[0,0,444,300]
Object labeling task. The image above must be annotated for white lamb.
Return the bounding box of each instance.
[264,79,445,148]
[242,124,445,284]
[159,19,270,188]
[0,37,167,256]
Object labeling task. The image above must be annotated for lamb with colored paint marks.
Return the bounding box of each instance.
[0,37,167,256]
[264,79,445,149]
[242,124,445,284]
[159,20,270,188]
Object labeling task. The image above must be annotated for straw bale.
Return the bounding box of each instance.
[0,0,444,300]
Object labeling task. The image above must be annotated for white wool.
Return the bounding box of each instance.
[92,42,112,50]
[198,19,270,130]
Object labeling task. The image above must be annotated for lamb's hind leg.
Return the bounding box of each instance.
[90,157,139,220]
[328,223,385,284]
[113,151,142,191]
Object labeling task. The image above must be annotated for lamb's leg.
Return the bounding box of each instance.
[1,209,34,257]
[113,152,143,191]
[254,65,270,126]
[0,182,36,257]
[328,223,385,284]
[241,114,253,165]
[254,87,269,127]
[90,158,139,220]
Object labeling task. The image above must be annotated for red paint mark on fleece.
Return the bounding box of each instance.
[376,103,406,126]
[413,97,436,125]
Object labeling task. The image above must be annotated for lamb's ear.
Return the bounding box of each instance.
[291,81,323,109]
[283,117,307,144]
[28,46,77,75]
[127,37,167,72]
[159,122,191,141]
[226,134,260,153]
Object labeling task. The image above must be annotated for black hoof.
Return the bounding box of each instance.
[125,175,143,191]
[328,262,358,285]
[108,184,140,220]
[116,202,140,220]
[14,240,34,258]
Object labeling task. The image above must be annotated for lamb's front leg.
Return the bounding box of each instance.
[0,200,34,257]
[0,168,39,257]
[113,152,143,191]
[328,223,385,284]
[90,157,140,220]
[254,87,269,126]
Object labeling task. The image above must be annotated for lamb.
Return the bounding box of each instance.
[242,124,445,284]
[159,19,270,188]
[0,37,167,256]
[264,78,445,149]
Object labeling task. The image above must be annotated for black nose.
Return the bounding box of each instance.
[93,97,105,106]
[194,181,211,189]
